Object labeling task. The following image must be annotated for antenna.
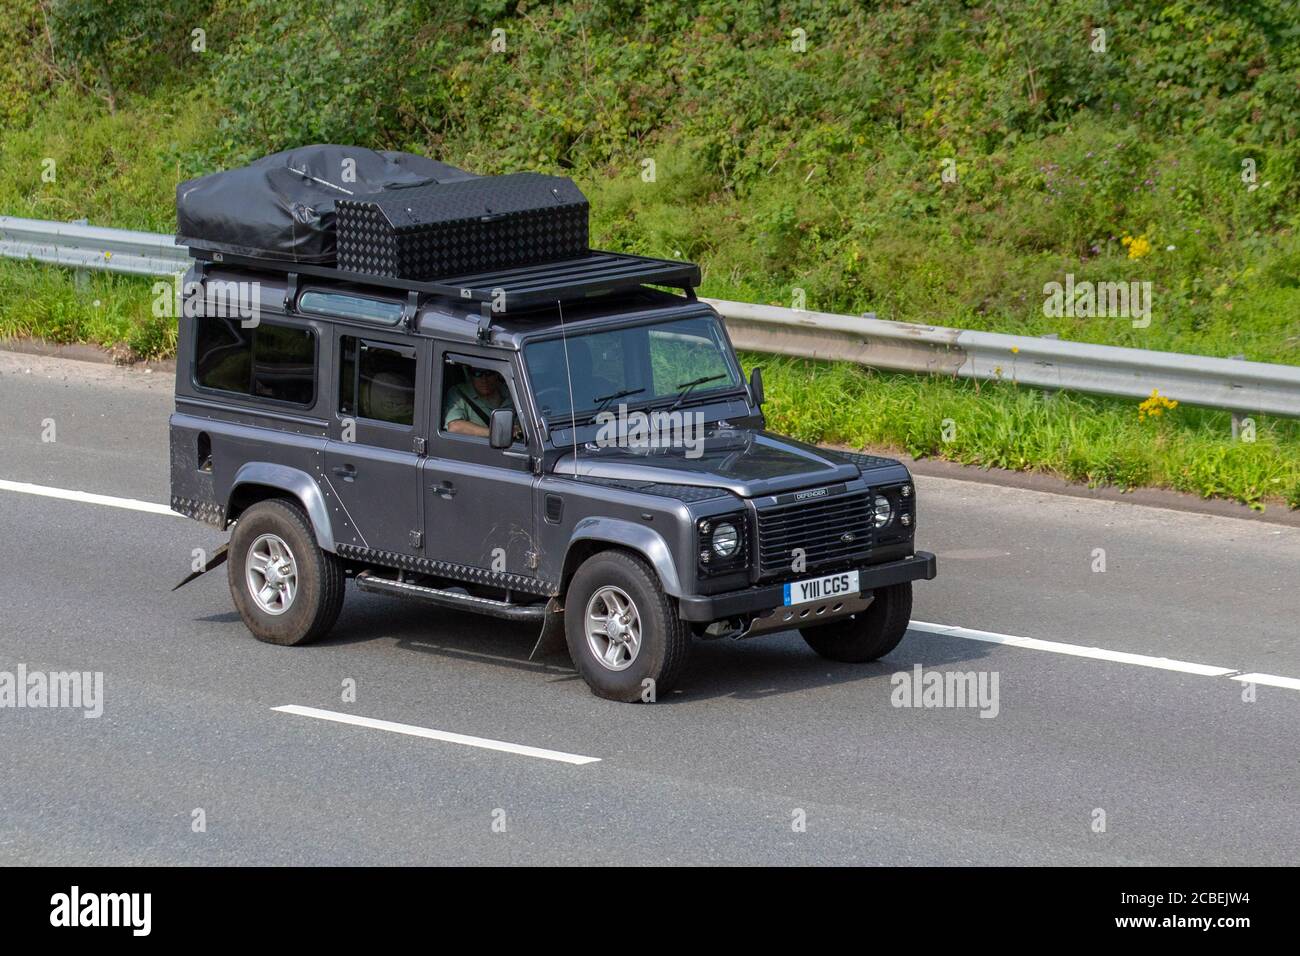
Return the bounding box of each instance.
[556,299,580,471]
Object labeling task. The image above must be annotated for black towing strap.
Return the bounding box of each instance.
[171,543,230,591]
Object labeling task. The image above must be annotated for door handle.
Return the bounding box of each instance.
[432,480,456,499]
[332,464,356,482]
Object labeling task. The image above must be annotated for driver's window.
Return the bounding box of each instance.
[440,359,521,443]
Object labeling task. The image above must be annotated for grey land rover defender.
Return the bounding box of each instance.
[169,147,937,701]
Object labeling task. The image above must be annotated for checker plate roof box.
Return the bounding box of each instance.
[336,172,589,280]
[176,145,476,264]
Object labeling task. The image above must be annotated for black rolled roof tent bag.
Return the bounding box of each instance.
[175,145,477,264]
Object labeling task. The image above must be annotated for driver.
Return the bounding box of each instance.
[444,366,515,438]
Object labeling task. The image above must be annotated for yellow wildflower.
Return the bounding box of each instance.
[1121,234,1152,260]
[1138,389,1178,420]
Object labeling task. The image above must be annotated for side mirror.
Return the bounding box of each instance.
[749,366,765,407]
[489,408,515,449]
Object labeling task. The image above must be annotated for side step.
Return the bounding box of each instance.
[354,571,549,622]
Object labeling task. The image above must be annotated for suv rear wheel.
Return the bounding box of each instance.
[564,551,691,702]
[800,581,912,662]
[228,499,345,646]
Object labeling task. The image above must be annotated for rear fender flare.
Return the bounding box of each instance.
[229,462,334,552]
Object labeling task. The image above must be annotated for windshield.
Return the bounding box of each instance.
[523,315,743,424]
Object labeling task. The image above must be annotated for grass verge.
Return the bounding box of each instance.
[0,261,174,360]
[749,353,1300,511]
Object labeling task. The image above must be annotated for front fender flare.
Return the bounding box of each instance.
[567,517,685,597]
[229,462,334,552]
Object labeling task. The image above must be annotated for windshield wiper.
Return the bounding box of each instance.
[670,373,727,410]
[589,386,646,421]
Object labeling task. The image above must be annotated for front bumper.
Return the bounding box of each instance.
[677,551,938,622]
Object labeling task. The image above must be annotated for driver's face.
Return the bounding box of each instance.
[471,370,501,396]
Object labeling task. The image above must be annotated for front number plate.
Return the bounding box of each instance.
[783,570,860,606]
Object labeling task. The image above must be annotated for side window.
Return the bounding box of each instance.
[252,324,316,404]
[441,358,520,443]
[195,318,316,406]
[194,318,251,395]
[339,336,417,426]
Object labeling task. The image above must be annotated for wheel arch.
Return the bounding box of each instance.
[561,518,684,599]
[227,462,335,552]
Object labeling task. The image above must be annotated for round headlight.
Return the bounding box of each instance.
[872,494,893,528]
[711,521,740,557]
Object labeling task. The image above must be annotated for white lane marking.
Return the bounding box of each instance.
[272,705,600,765]
[0,479,179,517]
[909,621,1239,677]
[1231,673,1300,691]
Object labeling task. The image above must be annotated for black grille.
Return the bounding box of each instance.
[756,491,873,576]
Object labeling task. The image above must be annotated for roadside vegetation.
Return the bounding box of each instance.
[2,0,1298,506]
[751,354,1300,511]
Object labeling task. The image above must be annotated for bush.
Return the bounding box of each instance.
[46,0,218,109]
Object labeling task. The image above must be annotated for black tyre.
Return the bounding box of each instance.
[799,581,912,663]
[227,499,345,646]
[564,550,691,702]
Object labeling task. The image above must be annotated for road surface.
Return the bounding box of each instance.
[0,352,1296,865]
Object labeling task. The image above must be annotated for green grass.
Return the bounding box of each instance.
[0,261,175,360]
[0,88,199,230]
[749,353,1300,511]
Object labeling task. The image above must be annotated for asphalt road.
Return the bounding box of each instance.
[0,352,1297,865]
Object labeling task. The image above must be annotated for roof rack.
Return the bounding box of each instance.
[189,248,700,324]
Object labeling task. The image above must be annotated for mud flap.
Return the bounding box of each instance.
[529,598,569,662]
[171,543,229,591]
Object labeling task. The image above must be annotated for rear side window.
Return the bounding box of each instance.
[194,318,316,406]
[339,336,417,426]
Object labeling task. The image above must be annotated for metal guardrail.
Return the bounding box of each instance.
[0,215,190,277]
[712,299,1300,418]
[3,215,1299,417]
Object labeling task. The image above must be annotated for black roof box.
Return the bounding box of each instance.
[337,172,589,280]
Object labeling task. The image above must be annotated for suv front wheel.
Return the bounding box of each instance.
[227,499,346,646]
[800,581,912,662]
[564,551,691,702]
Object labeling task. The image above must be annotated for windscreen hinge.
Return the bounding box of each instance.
[283,272,299,312]
[403,290,421,329]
